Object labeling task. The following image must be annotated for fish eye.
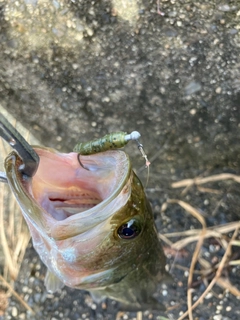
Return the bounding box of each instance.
[117,218,142,240]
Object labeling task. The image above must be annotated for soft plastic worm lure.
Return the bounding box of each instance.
[73,131,151,169]
[73,131,140,155]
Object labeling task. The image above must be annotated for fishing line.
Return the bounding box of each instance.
[136,140,150,188]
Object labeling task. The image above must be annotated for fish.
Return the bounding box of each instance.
[1,119,169,311]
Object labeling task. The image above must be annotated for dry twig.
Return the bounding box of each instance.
[0,275,34,313]
[177,228,239,320]
[166,199,207,320]
[162,177,240,319]
[172,173,240,189]
[0,109,37,313]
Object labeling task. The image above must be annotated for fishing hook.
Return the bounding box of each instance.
[77,153,89,171]
[0,113,40,177]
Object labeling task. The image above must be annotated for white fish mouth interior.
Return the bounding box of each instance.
[48,188,102,215]
[31,150,128,221]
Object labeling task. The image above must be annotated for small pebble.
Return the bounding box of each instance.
[162,289,168,296]
[185,81,202,95]
[190,108,197,115]
[72,63,79,70]
[218,5,230,12]
[11,306,18,317]
[205,292,213,299]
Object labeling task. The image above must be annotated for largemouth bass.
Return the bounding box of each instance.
[1,118,169,311]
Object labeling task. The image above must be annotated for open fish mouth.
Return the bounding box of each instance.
[5,147,131,229]
[31,148,130,221]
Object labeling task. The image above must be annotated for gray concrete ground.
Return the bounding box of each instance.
[0,0,240,319]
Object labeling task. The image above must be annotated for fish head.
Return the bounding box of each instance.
[4,147,162,291]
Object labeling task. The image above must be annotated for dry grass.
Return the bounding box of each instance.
[0,132,31,314]
[0,137,30,279]
[161,174,240,320]
[0,108,39,314]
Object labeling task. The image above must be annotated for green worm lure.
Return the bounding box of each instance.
[73,131,140,155]
[73,131,150,169]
